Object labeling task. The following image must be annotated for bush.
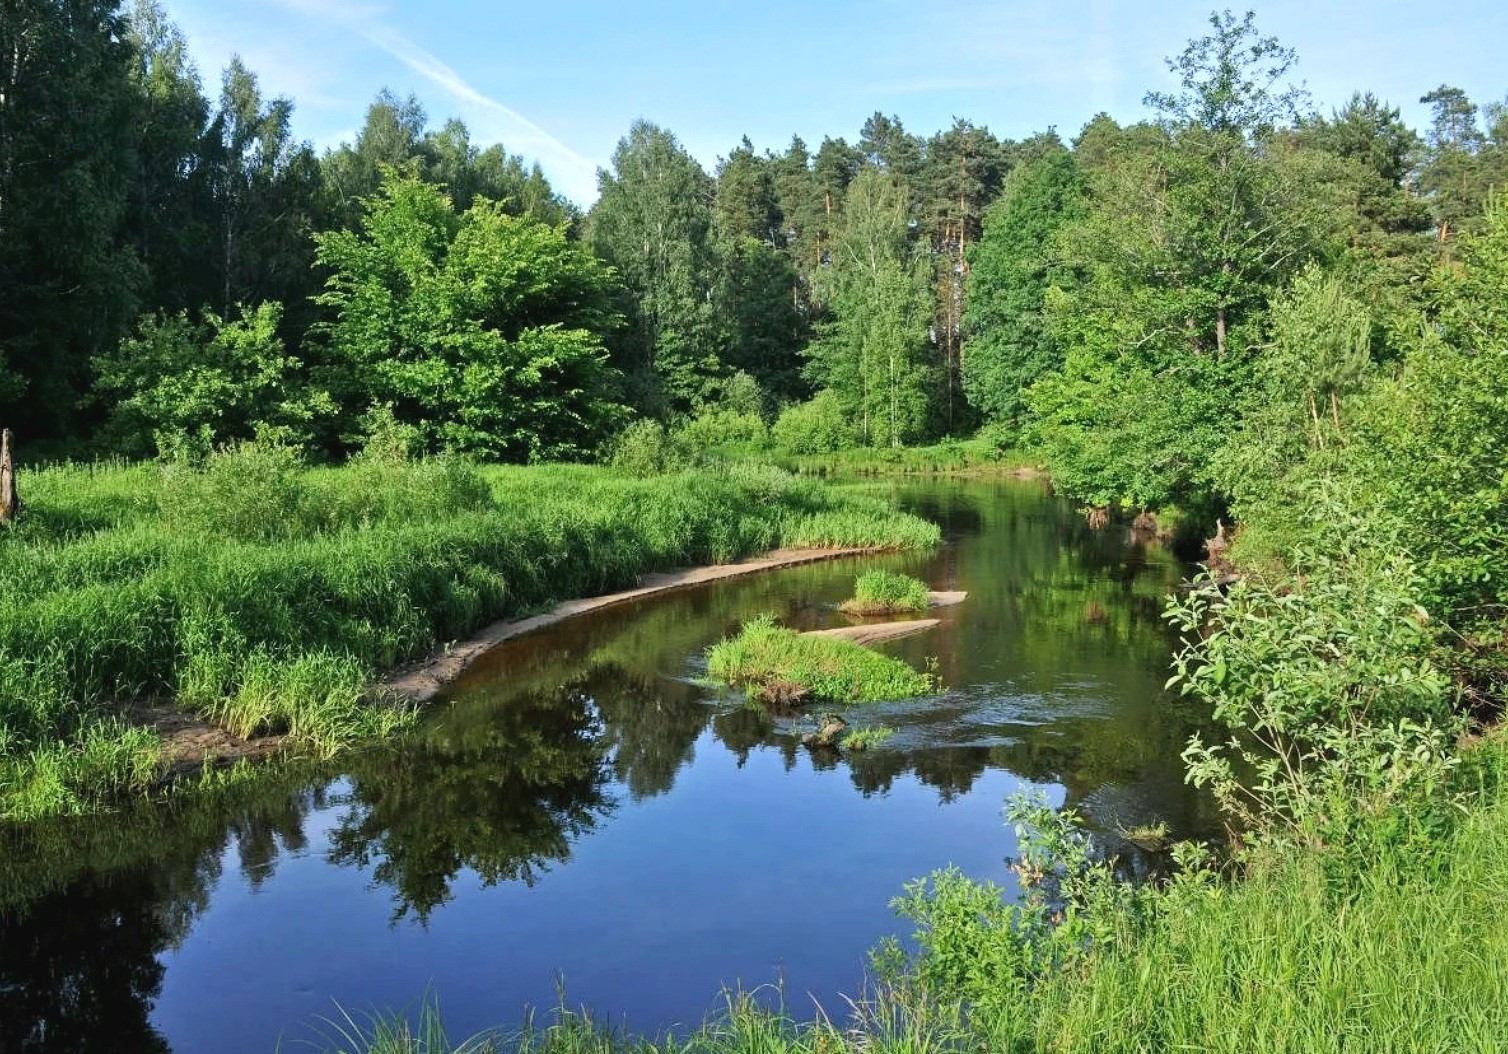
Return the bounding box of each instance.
[676,409,769,453]
[606,420,688,476]
[94,302,333,458]
[772,390,861,454]
[1168,515,1459,845]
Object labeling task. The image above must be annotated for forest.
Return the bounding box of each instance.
[4,0,1508,1051]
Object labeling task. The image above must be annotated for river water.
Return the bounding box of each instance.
[0,477,1218,1053]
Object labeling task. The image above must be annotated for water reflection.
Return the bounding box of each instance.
[0,478,1220,1053]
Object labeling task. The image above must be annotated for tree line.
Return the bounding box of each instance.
[2,3,1505,477]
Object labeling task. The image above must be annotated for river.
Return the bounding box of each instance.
[0,476,1218,1052]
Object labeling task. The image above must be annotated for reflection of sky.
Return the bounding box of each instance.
[151,734,1035,1051]
[5,478,1215,1051]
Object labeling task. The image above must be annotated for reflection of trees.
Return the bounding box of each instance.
[589,668,712,800]
[0,874,171,1053]
[331,683,614,920]
[0,772,326,1053]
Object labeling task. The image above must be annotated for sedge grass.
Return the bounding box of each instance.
[706,615,938,703]
[839,572,931,616]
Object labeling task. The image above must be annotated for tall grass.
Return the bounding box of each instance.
[0,448,938,820]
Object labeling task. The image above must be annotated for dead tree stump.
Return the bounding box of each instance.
[0,429,18,525]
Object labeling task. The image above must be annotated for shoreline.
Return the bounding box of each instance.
[151,545,884,769]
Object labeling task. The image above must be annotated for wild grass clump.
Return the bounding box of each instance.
[706,615,938,703]
[839,571,931,616]
[842,724,897,751]
[1,448,938,819]
[0,720,161,822]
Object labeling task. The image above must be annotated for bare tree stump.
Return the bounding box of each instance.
[0,429,18,525]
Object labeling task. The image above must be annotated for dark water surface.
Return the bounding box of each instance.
[0,478,1219,1053]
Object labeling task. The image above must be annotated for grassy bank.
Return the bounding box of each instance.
[0,447,939,821]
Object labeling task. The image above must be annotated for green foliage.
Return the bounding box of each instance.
[95,301,333,456]
[605,420,688,477]
[806,171,935,448]
[0,721,161,822]
[0,0,145,438]
[1224,198,1508,621]
[676,410,769,454]
[1215,265,1374,514]
[706,614,939,703]
[589,121,729,410]
[841,724,896,751]
[963,147,1086,429]
[1168,527,1459,843]
[889,794,1155,1029]
[313,172,626,460]
[771,391,861,454]
[840,571,931,615]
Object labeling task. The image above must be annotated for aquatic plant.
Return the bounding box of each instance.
[706,615,938,703]
[839,571,931,616]
[842,724,898,751]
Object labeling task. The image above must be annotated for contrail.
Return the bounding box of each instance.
[268,0,598,199]
[362,25,596,176]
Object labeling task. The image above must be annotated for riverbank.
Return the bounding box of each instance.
[0,449,939,822]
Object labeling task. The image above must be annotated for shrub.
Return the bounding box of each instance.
[772,390,861,454]
[1167,522,1460,845]
[606,420,687,476]
[676,409,769,453]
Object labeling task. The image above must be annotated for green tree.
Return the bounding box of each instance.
[963,146,1085,430]
[807,170,934,447]
[588,120,728,410]
[319,90,427,226]
[1415,85,1508,243]
[921,118,1010,432]
[713,137,808,402]
[1028,12,1353,509]
[204,57,322,316]
[1291,92,1432,247]
[313,173,626,459]
[123,0,217,315]
[0,0,145,440]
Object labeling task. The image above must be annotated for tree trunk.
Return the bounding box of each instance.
[0,429,18,524]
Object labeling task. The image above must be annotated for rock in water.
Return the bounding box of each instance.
[801,715,847,749]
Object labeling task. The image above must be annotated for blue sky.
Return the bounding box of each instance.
[161,0,1507,206]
